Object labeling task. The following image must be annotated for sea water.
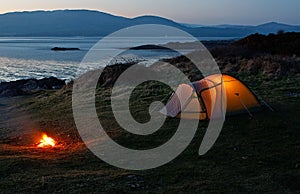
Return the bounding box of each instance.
[0,36,236,82]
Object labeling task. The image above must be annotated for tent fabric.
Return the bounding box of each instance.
[160,83,196,117]
[160,74,260,120]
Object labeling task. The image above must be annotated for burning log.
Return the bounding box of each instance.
[37,133,56,148]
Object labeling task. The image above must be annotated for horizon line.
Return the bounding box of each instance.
[0,9,299,26]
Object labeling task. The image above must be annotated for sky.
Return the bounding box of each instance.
[0,0,299,25]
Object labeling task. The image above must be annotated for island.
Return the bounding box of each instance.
[51,47,80,51]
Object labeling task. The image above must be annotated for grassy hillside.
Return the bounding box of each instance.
[0,73,299,193]
[0,34,299,192]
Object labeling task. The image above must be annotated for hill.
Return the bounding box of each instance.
[234,32,300,55]
[0,10,299,37]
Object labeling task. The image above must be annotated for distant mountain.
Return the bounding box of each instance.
[0,10,299,37]
[182,22,300,35]
[254,22,299,34]
[0,10,183,36]
[180,23,207,28]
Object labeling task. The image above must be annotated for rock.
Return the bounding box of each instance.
[242,156,248,160]
[0,77,65,97]
[51,47,80,51]
[129,44,171,50]
[37,77,66,89]
[127,174,145,190]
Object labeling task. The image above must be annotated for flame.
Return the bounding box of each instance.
[37,133,56,148]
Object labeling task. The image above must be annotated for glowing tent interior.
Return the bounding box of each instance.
[160,74,261,120]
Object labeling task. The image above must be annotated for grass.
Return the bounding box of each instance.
[0,74,299,193]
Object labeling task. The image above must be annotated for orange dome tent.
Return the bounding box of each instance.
[160,74,260,120]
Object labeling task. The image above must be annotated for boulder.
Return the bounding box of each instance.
[0,77,65,97]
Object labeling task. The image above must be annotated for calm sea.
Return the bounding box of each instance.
[0,36,236,82]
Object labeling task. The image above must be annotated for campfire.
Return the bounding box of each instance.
[37,133,56,148]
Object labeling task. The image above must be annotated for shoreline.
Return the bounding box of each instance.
[0,33,299,193]
[1,32,299,97]
[0,77,66,97]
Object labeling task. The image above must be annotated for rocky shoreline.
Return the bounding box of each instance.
[1,32,299,97]
[0,77,65,97]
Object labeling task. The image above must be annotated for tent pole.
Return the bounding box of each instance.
[149,90,173,114]
[260,99,275,112]
[235,93,253,118]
